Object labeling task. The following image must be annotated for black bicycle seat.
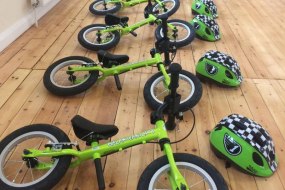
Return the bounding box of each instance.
[71,115,118,140]
[97,50,129,67]
[105,14,129,26]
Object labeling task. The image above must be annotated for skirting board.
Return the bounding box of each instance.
[0,0,60,53]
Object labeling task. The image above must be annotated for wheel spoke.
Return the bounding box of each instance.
[189,178,206,188]
[4,160,24,164]
[155,89,169,98]
[12,161,25,182]
[28,160,35,182]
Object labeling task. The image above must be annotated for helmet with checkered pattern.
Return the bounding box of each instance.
[190,15,221,41]
[191,0,218,18]
[210,114,278,177]
[195,50,243,87]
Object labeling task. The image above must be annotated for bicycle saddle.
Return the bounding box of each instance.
[105,14,129,25]
[71,115,118,140]
[97,50,129,67]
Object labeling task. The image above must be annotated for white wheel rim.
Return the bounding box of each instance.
[49,60,91,88]
[152,0,176,15]
[93,1,117,12]
[159,22,191,42]
[148,162,218,190]
[0,132,59,187]
[83,26,115,45]
[150,73,195,104]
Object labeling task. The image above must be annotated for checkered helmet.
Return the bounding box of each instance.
[190,15,221,41]
[196,50,243,87]
[210,114,278,177]
[191,0,218,18]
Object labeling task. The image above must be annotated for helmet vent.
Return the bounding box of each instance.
[232,121,247,130]
[205,28,211,35]
[253,134,266,147]
[269,151,275,160]
[252,152,264,167]
[205,7,209,13]
[225,70,233,79]
[214,125,223,131]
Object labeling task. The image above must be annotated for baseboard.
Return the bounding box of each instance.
[0,0,60,53]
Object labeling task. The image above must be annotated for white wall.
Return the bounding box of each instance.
[0,0,60,52]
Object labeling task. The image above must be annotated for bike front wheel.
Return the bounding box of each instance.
[152,0,180,17]
[144,69,202,112]
[155,19,195,48]
[0,124,72,190]
[78,24,121,51]
[89,0,122,15]
[137,153,228,190]
[43,56,99,96]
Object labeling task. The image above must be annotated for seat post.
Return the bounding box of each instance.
[92,143,105,190]
[94,158,105,190]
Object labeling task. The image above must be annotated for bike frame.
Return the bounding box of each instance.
[23,120,188,189]
[104,0,164,8]
[98,14,176,36]
[68,52,170,85]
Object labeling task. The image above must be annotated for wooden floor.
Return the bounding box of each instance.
[0,0,285,189]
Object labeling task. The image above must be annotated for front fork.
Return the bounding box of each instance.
[163,143,189,190]
[158,63,171,88]
[154,0,167,11]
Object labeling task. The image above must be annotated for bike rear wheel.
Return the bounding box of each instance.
[152,0,180,17]
[144,69,202,112]
[137,153,228,190]
[155,19,195,48]
[0,124,72,190]
[43,56,99,96]
[89,0,121,15]
[78,24,121,51]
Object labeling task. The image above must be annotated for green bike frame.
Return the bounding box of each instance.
[105,0,165,8]
[68,52,170,85]
[23,119,189,189]
[98,14,176,36]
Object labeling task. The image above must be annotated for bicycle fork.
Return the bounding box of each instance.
[163,143,189,190]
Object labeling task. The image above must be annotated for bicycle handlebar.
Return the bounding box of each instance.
[169,63,181,92]
[151,63,182,128]
[159,14,168,39]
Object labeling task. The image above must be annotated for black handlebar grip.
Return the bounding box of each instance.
[159,14,168,39]
[169,63,182,92]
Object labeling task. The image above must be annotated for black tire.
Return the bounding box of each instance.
[89,0,121,15]
[0,124,72,190]
[137,153,228,190]
[152,0,180,17]
[155,19,195,48]
[43,56,99,96]
[144,69,202,112]
[78,24,121,51]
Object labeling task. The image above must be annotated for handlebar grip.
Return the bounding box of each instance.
[169,63,182,93]
[159,14,168,38]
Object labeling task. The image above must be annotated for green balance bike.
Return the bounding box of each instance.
[44,16,201,112]
[0,64,228,190]
[78,4,195,51]
[89,0,180,17]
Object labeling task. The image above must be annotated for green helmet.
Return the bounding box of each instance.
[196,50,242,87]
[190,15,221,41]
[210,114,278,177]
[191,0,218,18]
